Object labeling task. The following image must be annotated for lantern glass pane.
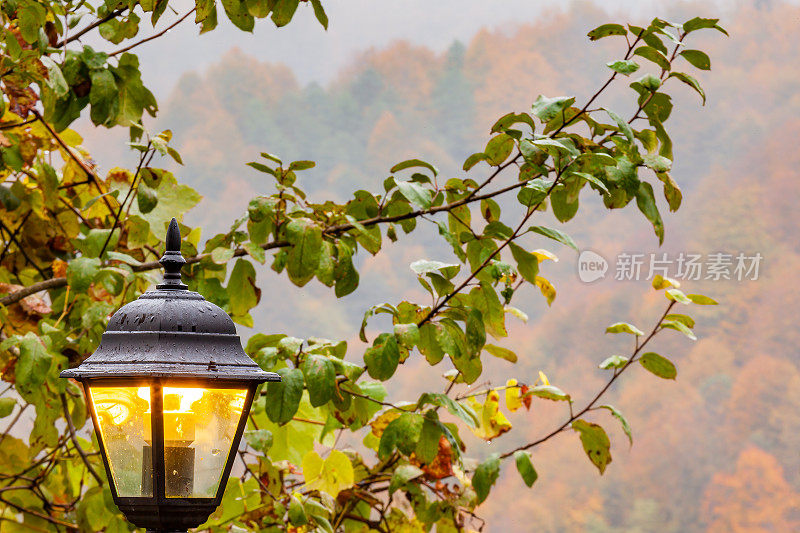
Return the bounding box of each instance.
[161,386,247,498]
[89,386,153,497]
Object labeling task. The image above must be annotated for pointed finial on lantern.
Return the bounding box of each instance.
[157,217,188,290]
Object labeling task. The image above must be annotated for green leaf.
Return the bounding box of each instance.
[409,259,459,275]
[664,313,695,328]
[599,355,629,369]
[244,429,273,452]
[666,288,692,304]
[15,334,52,401]
[288,495,308,525]
[465,307,486,356]
[484,133,515,166]
[605,322,644,336]
[603,107,634,144]
[639,352,677,379]
[302,449,354,497]
[389,465,424,495]
[514,451,538,487]
[396,181,432,209]
[0,397,16,418]
[680,49,711,70]
[394,323,420,348]
[531,95,576,122]
[570,172,609,194]
[289,160,315,171]
[211,247,235,264]
[285,219,323,287]
[587,23,627,40]
[378,413,424,459]
[364,334,400,381]
[270,0,299,27]
[550,188,579,222]
[527,385,570,402]
[517,178,549,207]
[463,152,488,171]
[491,112,536,133]
[643,154,672,172]
[472,454,500,503]
[137,186,158,214]
[598,405,633,446]
[470,283,507,339]
[302,354,335,407]
[310,0,328,29]
[264,367,304,425]
[509,243,539,284]
[418,323,444,365]
[635,182,664,244]
[633,46,671,70]
[572,419,612,474]
[66,257,101,292]
[417,392,478,427]
[687,294,718,305]
[18,2,46,43]
[668,72,706,104]
[531,137,579,157]
[682,17,728,36]
[606,59,640,76]
[40,57,69,97]
[228,259,259,318]
[660,319,697,341]
[390,158,438,177]
[484,344,517,363]
[528,225,578,251]
[389,465,424,496]
[415,413,443,463]
[132,173,200,232]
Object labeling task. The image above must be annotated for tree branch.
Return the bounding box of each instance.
[498,300,676,459]
[109,9,196,57]
[32,110,114,214]
[59,393,103,486]
[55,8,127,47]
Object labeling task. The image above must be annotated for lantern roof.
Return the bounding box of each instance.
[61,218,279,384]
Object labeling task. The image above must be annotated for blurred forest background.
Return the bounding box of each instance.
[76,0,800,531]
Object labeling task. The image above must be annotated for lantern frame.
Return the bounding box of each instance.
[61,219,279,532]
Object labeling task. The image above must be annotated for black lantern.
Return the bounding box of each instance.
[61,218,279,532]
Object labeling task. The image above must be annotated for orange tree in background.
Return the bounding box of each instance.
[0,2,724,531]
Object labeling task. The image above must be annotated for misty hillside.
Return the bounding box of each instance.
[77,1,800,531]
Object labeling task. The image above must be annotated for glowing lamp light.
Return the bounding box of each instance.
[61,219,279,532]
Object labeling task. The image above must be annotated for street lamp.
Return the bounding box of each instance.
[60,218,279,532]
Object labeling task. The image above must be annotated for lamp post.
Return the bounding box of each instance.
[60,218,279,532]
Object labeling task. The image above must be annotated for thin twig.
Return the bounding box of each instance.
[109,9,196,57]
[0,220,46,277]
[32,110,114,214]
[98,142,152,257]
[499,301,676,459]
[59,393,103,485]
[55,8,127,47]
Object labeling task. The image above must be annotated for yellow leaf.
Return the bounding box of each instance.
[505,379,523,412]
[535,276,556,305]
[532,248,558,262]
[468,391,512,441]
[538,371,550,386]
[370,411,401,437]
[302,449,354,497]
[652,274,680,290]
